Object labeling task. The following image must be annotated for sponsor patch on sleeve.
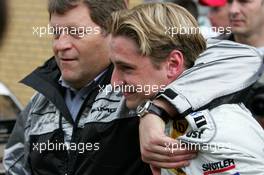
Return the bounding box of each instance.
[202,159,240,175]
[179,109,216,143]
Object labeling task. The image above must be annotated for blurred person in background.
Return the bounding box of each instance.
[199,0,231,33]
[168,0,221,38]
[167,0,198,20]
[228,0,264,50]
[0,0,7,43]
[220,0,264,128]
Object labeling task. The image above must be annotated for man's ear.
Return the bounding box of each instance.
[166,49,185,80]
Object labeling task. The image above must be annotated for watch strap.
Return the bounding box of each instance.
[148,103,171,123]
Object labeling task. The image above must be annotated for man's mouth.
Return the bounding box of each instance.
[123,92,136,98]
[230,19,245,26]
[59,57,79,65]
[61,58,77,61]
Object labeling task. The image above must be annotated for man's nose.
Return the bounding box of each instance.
[229,0,240,16]
[53,33,72,52]
[111,68,124,88]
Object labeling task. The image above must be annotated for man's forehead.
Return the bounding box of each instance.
[49,19,87,28]
[112,36,139,53]
[49,4,91,26]
[110,57,136,68]
[110,38,150,70]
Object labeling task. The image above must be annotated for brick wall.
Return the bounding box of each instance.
[0,0,143,106]
[0,0,52,106]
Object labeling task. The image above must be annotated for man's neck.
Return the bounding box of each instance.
[234,31,264,48]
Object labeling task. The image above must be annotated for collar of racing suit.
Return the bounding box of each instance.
[20,56,113,125]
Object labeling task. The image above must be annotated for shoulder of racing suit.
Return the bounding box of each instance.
[158,38,263,117]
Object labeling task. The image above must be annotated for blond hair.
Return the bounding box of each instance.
[108,2,206,68]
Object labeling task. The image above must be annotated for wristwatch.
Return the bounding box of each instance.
[136,100,170,123]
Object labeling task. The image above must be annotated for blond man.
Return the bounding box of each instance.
[108,2,264,175]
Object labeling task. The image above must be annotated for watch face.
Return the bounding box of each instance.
[136,101,151,117]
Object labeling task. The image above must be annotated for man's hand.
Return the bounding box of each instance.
[139,114,197,170]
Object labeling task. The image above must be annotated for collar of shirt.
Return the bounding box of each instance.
[58,69,108,121]
[58,69,107,92]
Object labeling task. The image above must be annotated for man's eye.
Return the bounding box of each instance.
[228,0,251,4]
[238,0,250,3]
[123,66,134,70]
[121,66,134,73]
[53,31,61,39]
[69,30,85,39]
